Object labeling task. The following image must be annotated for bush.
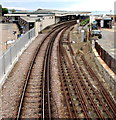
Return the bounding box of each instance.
[80,18,90,26]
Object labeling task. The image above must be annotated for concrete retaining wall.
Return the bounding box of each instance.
[92,47,116,100]
[42,16,55,30]
[35,16,55,36]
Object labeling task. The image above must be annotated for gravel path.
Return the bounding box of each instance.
[1,33,46,118]
[51,30,68,118]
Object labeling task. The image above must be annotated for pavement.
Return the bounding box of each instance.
[97,27,116,59]
[0,23,19,56]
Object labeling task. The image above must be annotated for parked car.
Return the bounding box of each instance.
[91,30,102,39]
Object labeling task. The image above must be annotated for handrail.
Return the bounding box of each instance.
[0,28,36,84]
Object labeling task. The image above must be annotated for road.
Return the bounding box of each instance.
[97,28,116,58]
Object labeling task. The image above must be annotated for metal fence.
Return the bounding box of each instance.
[0,28,35,81]
[95,42,116,74]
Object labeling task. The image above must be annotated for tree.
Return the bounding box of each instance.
[0,5,2,16]
[2,8,8,16]
[11,9,16,13]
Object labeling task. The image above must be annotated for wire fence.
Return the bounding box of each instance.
[95,41,116,74]
[0,28,35,81]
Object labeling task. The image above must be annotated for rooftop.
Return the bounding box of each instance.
[5,8,91,17]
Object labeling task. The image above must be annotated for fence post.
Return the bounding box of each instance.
[10,47,12,65]
[2,53,5,74]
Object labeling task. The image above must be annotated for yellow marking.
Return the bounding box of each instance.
[110,48,116,51]
[102,29,115,32]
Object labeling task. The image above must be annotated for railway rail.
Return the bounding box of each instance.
[13,20,116,119]
[58,26,116,119]
[16,21,76,119]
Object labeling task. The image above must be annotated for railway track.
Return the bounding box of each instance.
[16,21,76,119]
[16,21,116,119]
[58,26,116,119]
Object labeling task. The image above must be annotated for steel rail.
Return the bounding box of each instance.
[57,24,116,118]
[57,27,76,118]
[75,60,114,118]
[60,28,106,118]
[81,56,116,117]
[58,27,92,118]
[16,29,55,120]
[66,29,114,118]
[42,24,76,118]
[60,46,92,119]
[59,52,79,118]
[71,55,113,118]
[16,21,76,119]
[57,25,80,118]
[42,31,60,119]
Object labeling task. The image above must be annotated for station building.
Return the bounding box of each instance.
[4,9,91,36]
[4,13,55,35]
[90,14,116,29]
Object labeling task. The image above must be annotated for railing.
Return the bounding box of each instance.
[0,28,35,82]
[95,41,116,74]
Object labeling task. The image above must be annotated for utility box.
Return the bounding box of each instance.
[77,20,80,24]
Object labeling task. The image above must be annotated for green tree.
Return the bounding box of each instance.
[2,8,8,16]
[0,5,2,16]
[11,9,16,13]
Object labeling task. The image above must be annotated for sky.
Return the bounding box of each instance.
[0,0,115,12]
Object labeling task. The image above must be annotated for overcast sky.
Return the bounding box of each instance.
[1,0,115,11]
